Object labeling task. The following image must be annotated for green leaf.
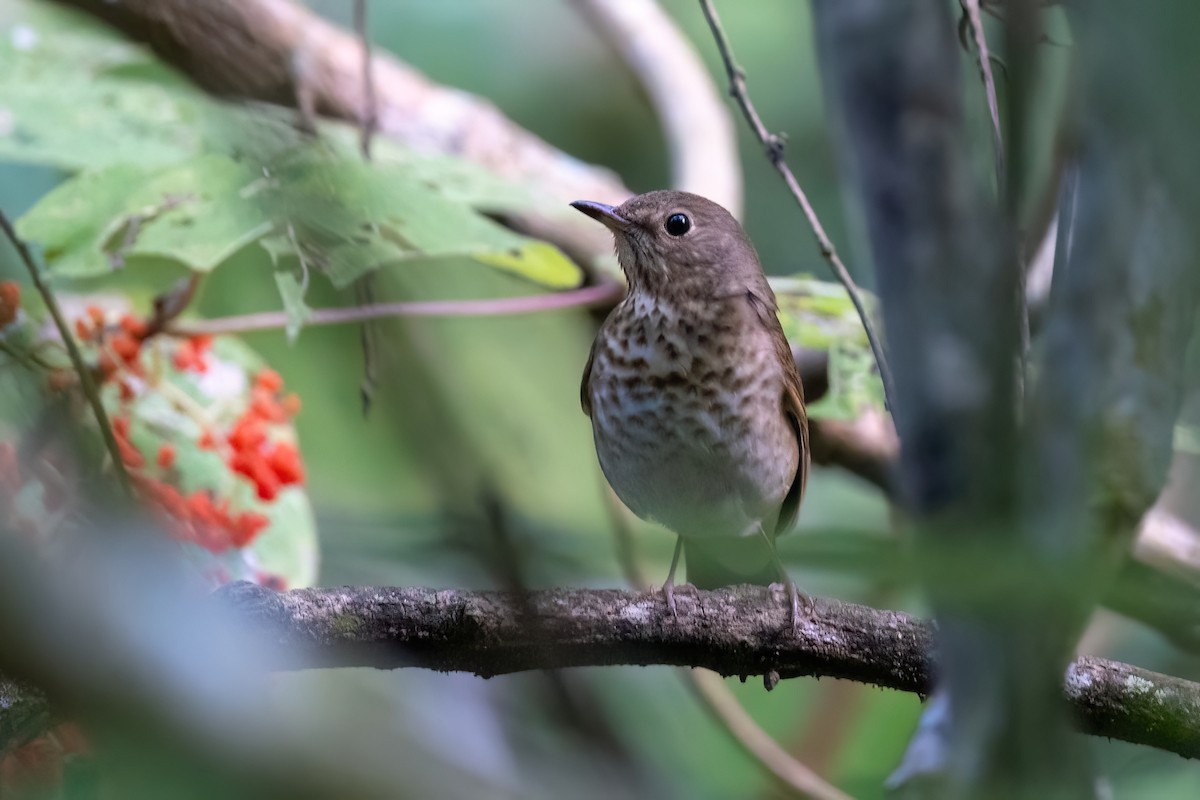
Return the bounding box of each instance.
[14,163,154,276]
[274,271,313,345]
[3,0,582,298]
[249,487,319,589]
[271,154,581,289]
[774,275,886,420]
[17,155,274,276]
[124,156,275,270]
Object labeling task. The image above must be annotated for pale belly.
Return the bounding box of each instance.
[589,354,798,540]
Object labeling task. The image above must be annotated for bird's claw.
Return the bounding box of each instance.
[772,580,812,635]
[663,580,678,619]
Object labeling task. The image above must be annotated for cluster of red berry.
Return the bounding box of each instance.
[224,369,305,502]
[69,306,306,556]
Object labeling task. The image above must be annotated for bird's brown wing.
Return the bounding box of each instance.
[580,336,599,418]
[746,288,809,538]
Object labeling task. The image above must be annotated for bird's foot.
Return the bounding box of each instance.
[771,580,813,635]
[662,578,678,619]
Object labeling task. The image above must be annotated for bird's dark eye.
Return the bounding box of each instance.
[665,213,691,236]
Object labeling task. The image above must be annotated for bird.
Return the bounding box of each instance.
[572,190,809,628]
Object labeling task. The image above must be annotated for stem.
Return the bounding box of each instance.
[0,212,132,496]
[168,282,625,337]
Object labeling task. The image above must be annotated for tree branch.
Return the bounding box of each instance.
[200,582,1198,758]
[4,582,1200,759]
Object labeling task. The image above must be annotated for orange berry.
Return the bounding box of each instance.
[252,460,281,501]
[0,440,20,499]
[46,370,75,393]
[250,388,285,423]
[228,418,266,452]
[197,430,217,450]
[268,442,305,485]
[258,573,287,591]
[112,417,130,438]
[97,352,117,380]
[156,444,176,470]
[254,369,284,393]
[281,393,302,417]
[116,437,143,469]
[232,512,269,548]
[74,317,91,340]
[187,491,219,525]
[119,314,148,339]
[0,281,20,328]
[110,333,140,363]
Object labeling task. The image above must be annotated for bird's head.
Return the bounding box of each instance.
[571,190,766,298]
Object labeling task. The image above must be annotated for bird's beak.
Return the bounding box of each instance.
[570,200,631,231]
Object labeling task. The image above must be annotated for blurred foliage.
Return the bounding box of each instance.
[0,1,1195,799]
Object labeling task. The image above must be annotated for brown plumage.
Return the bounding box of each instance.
[572,190,809,626]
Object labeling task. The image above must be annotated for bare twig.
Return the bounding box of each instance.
[698,0,895,412]
[688,669,854,800]
[960,0,1006,192]
[352,0,377,161]
[0,213,131,496]
[571,0,741,215]
[167,283,624,337]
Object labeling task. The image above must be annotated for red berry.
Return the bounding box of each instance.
[156,444,176,470]
[110,333,140,364]
[116,437,143,469]
[228,419,266,452]
[281,393,302,417]
[0,281,21,327]
[251,459,281,501]
[233,512,269,547]
[254,369,284,393]
[119,314,148,339]
[46,370,75,393]
[97,352,117,380]
[268,442,305,485]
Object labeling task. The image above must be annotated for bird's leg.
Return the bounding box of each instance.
[662,536,684,619]
[758,528,811,634]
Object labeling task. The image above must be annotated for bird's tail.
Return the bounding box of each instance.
[683,537,777,589]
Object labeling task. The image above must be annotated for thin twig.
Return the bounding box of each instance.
[168,283,625,337]
[0,213,132,496]
[352,0,377,161]
[689,669,854,800]
[698,0,895,412]
[961,0,1006,193]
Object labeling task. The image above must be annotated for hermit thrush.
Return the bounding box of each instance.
[572,190,809,628]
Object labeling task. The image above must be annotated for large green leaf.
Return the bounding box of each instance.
[270,153,580,289]
[1,0,581,293]
[16,151,580,289]
[15,155,273,276]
